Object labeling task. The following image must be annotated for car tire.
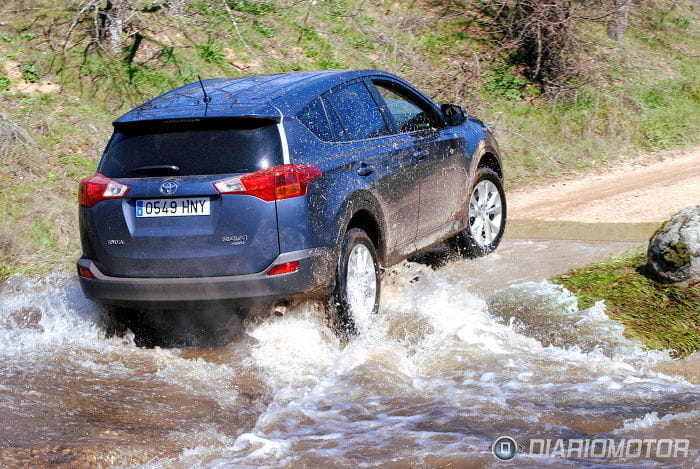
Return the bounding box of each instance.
[453,168,506,257]
[103,305,132,337]
[331,228,381,334]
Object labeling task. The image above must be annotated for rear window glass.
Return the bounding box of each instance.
[99,119,283,177]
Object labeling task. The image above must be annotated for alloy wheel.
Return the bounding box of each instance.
[345,243,378,324]
[468,180,503,248]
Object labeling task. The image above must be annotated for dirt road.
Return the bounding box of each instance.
[508,145,700,223]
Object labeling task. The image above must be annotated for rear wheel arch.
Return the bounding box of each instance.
[347,210,380,250]
[334,193,387,267]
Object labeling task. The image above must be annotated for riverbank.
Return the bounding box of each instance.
[506,145,700,241]
[503,146,700,357]
[552,247,699,357]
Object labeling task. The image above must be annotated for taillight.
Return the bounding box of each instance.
[78,266,94,279]
[267,261,299,276]
[79,173,130,208]
[213,164,321,202]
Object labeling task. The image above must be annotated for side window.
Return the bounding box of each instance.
[375,83,434,133]
[297,97,333,141]
[326,82,389,141]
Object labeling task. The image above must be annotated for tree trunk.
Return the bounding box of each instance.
[608,0,631,41]
[102,0,126,55]
[510,0,572,85]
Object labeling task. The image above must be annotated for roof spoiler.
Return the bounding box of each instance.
[112,115,281,128]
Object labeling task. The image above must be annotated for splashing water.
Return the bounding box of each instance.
[0,240,697,467]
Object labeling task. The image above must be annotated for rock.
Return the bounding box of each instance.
[647,206,700,284]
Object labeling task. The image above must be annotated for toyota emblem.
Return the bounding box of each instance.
[160,181,178,195]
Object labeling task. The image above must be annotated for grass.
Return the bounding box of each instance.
[0,0,698,281]
[0,90,113,280]
[484,70,700,185]
[553,248,700,357]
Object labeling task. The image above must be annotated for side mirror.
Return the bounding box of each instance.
[441,103,467,127]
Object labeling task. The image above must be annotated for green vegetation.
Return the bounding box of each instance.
[19,62,40,82]
[483,66,534,100]
[197,39,226,64]
[0,0,698,280]
[663,241,692,267]
[554,248,700,357]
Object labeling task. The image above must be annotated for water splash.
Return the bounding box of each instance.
[0,247,696,467]
[186,261,696,467]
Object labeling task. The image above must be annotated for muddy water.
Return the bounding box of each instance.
[0,239,698,467]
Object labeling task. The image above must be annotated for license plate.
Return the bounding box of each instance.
[136,197,210,217]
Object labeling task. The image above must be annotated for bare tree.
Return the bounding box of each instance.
[430,0,623,92]
[470,0,575,90]
[63,1,166,57]
[63,0,128,55]
[509,0,572,85]
[101,0,127,55]
[607,0,631,41]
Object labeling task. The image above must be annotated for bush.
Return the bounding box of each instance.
[253,20,276,38]
[228,0,275,16]
[484,66,529,100]
[0,116,35,159]
[639,88,666,109]
[197,40,225,64]
[671,16,690,28]
[19,63,40,83]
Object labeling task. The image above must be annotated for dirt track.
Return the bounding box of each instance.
[508,146,700,224]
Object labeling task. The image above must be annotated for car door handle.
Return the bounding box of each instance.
[357,163,375,176]
[413,149,429,160]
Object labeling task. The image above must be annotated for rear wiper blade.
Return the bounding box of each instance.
[130,165,180,175]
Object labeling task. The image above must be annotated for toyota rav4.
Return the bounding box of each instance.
[77,70,506,329]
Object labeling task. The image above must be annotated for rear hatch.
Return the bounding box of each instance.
[86,118,283,278]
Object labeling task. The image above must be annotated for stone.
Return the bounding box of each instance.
[647,206,700,284]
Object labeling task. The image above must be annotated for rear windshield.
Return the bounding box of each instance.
[99,119,283,178]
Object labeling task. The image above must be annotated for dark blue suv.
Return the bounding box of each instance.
[77,70,505,328]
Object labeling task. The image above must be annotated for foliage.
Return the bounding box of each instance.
[19,62,40,82]
[196,39,225,64]
[252,20,277,38]
[672,16,690,28]
[228,0,276,16]
[554,249,700,357]
[484,66,529,100]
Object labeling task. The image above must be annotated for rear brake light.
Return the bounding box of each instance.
[78,266,94,279]
[213,164,321,202]
[79,173,130,208]
[267,261,299,276]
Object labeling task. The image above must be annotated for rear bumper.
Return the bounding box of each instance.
[77,247,336,308]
